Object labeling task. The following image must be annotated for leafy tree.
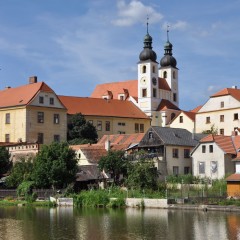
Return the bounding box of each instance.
[68,113,98,145]
[32,142,78,189]
[0,146,11,176]
[98,150,127,185]
[5,158,33,188]
[202,124,218,134]
[127,151,159,190]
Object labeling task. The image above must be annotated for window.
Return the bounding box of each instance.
[53,114,60,124]
[199,162,205,174]
[184,167,190,175]
[105,121,110,131]
[140,124,144,133]
[142,65,146,73]
[173,93,177,102]
[211,161,218,174]
[220,129,224,135]
[220,101,224,108]
[179,116,183,123]
[54,135,60,142]
[118,131,125,134]
[38,133,44,144]
[184,149,190,158]
[5,113,10,124]
[37,112,44,123]
[50,97,54,105]
[209,145,213,153]
[152,66,155,73]
[163,71,167,78]
[172,148,179,158]
[142,88,147,97]
[119,95,124,100]
[173,166,179,176]
[97,121,102,131]
[206,117,210,124]
[153,88,157,98]
[5,134,10,143]
[234,113,239,120]
[135,123,139,133]
[202,145,206,153]
[220,115,224,122]
[173,71,176,79]
[39,96,44,104]
[118,122,125,126]
[149,131,153,139]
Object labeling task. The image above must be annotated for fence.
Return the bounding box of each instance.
[0,189,64,199]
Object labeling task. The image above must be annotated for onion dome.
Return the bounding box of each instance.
[139,22,157,62]
[160,30,177,68]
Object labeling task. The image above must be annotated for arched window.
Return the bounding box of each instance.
[142,65,146,73]
[173,71,176,79]
[163,71,167,78]
[152,66,155,73]
[171,113,176,120]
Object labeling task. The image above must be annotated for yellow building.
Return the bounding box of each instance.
[0,76,67,144]
[59,95,151,139]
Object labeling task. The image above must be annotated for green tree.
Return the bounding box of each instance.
[127,151,159,190]
[6,158,33,188]
[202,124,218,134]
[32,142,78,189]
[68,113,98,145]
[0,146,11,176]
[98,150,127,185]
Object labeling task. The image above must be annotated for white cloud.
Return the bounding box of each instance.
[112,0,163,26]
[162,21,188,31]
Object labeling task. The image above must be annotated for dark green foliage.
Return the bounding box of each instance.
[68,113,98,144]
[98,150,127,185]
[166,174,201,184]
[202,124,218,134]
[6,158,33,188]
[0,146,11,175]
[127,151,159,190]
[32,142,78,189]
[17,181,37,202]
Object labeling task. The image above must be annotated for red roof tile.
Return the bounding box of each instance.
[226,174,240,182]
[156,99,181,111]
[158,78,171,91]
[183,111,196,121]
[0,82,55,108]
[211,88,240,101]
[59,95,150,119]
[190,105,202,113]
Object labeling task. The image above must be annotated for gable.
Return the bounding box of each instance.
[138,127,164,147]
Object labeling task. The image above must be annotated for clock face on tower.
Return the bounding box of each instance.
[152,77,157,86]
[140,77,146,85]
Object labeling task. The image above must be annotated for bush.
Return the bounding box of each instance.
[17,181,35,199]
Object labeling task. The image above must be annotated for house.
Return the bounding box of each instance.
[91,27,181,127]
[191,134,240,179]
[137,126,204,179]
[0,76,67,145]
[59,96,150,139]
[195,87,240,135]
[168,110,197,133]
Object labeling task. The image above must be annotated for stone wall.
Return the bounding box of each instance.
[125,198,168,208]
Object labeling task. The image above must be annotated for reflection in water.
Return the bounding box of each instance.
[0,206,240,240]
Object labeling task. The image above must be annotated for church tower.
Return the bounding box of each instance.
[137,22,159,118]
[159,29,179,107]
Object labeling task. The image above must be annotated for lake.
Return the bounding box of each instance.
[0,206,240,240]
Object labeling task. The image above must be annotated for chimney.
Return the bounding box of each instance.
[5,86,11,89]
[29,76,37,84]
[232,86,237,89]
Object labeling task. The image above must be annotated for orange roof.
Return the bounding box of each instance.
[190,105,202,113]
[98,133,144,145]
[156,99,180,111]
[211,88,240,101]
[158,78,171,91]
[200,134,236,154]
[0,82,54,108]
[91,80,138,100]
[226,174,240,182]
[183,111,196,121]
[59,95,150,119]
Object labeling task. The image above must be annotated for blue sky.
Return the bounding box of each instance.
[0,0,240,110]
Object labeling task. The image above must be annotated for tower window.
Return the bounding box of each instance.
[153,88,157,98]
[142,89,147,97]
[163,71,167,78]
[173,71,176,79]
[142,65,146,73]
[173,93,177,102]
[152,66,155,73]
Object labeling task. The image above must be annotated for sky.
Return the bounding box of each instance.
[0,0,240,110]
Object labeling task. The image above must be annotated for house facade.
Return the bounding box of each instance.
[195,87,240,135]
[59,96,150,139]
[0,76,67,145]
[137,126,203,179]
[191,134,238,179]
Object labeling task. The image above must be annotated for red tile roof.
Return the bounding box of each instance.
[200,134,236,154]
[158,78,171,91]
[183,111,196,121]
[0,82,55,108]
[190,105,202,113]
[226,174,240,182]
[91,80,138,100]
[156,99,180,111]
[211,88,240,101]
[59,95,150,119]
